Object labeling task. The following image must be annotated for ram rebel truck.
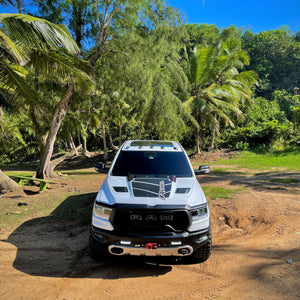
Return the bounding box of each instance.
[90,140,211,262]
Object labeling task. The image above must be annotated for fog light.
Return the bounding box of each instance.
[171,241,182,246]
[120,240,131,245]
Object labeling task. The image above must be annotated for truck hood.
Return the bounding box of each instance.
[95,175,207,208]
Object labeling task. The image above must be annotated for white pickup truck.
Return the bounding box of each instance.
[90,140,211,262]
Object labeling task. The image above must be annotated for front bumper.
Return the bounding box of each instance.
[91,225,210,257]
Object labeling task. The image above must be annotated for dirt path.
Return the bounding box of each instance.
[0,169,299,299]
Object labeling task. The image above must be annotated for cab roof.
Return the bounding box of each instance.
[121,140,183,152]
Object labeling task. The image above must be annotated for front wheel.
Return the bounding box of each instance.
[89,230,108,261]
[192,230,212,263]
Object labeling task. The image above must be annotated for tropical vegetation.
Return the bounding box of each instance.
[0,0,299,183]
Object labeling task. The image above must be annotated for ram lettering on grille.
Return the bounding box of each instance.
[130,214,174,221]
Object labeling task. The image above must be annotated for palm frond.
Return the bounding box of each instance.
[0,30,27,64]
[184,96,196,108]
[0,14,79,54]
[234,70,258,86]
[28,50,93,91]
[0,0,14,6]
[0,59,39,102]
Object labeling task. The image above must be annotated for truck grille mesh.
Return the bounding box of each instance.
[112,209,190,234]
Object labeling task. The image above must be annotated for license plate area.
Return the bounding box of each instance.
[132,242,172,248]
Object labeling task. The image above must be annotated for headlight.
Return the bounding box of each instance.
[94,203,112,220]
[191,203,208,217]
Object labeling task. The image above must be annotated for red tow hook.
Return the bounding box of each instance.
[145,243,158,250]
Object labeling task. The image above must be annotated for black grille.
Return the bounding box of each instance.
[111,209,190,234]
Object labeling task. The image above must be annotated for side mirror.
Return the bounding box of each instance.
[194,165,210,175]
[95,162,111,173]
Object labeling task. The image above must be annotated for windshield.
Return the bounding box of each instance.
[111,151,193,177]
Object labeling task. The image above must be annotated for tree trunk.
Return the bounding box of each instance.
[195,108,201,154]
[0,169,20,194]
[16,0,22,13]
[82,137,91,157]
[200,130,206,150]
[36,82,74,179]
[118,117,123,147]
[138,120,143,139]
[108,121,119,151]
[77,131,81,146]
[82,124,91,157]
[210,128,216,150]
[102,122,108,160]
[64,140,69,151]
[195,130,201,154]
[48,145,82,176]
[68,131,77,153]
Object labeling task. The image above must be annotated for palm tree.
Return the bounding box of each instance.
[186,36,257,152]
[0,13,93,179]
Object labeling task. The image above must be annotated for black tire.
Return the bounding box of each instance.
[191,229,212,263]
[89,230,108,261]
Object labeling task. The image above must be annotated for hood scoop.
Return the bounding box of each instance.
[131,177,173,199]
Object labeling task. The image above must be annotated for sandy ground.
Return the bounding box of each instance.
[0,167,299,300]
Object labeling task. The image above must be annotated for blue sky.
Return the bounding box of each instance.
[168,0,300,33]
[1,1,299,34]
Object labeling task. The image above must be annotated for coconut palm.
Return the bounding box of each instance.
[186,36,257,152]
[0,13,93,179]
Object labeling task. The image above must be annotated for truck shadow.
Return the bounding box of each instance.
[5,192,189,279]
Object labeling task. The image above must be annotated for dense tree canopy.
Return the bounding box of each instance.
[0,0,299,176]
[242,27,300,98]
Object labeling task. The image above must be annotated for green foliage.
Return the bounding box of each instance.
[95,7,189,142]
[242,27,300,98]
[272,90,300,120]
[0,106,39,162]
[1,1,299,161]
[185,23,219,57]
[221,97,293,149]
[271,90,300,143]
[186,27,257,151]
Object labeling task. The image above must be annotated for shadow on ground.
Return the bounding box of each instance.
[199,172,300,193]
[4,192,175,279]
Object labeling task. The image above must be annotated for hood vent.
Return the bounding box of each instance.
[175,188,191,194]
[113,186,128,193]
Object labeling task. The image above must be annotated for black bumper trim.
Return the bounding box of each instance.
[91,225,210,251]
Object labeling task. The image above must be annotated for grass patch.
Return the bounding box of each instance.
[202,186,245,200]
[0,162,37,170]
[211,167,248,175]
[269,178,298,184]
[0,191,95,228]
[0,193,68,227]
[210,148,300,171]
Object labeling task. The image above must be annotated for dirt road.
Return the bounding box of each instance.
[0,169,299,299]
